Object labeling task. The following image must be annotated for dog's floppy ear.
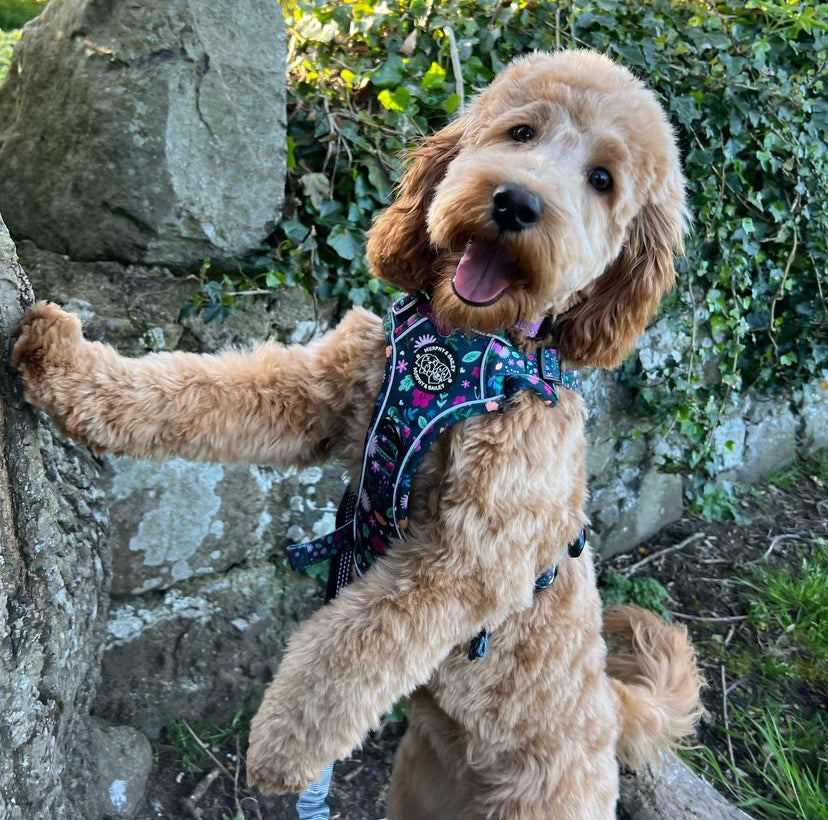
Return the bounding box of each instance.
[553,174,687,370]
[366,118,466,291]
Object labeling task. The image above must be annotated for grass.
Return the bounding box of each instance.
[766,450,828,492]
[685,708,828,820]
[722,545,828,693]
[685,534,828,818]
[744,548,828,687]
[167,708,250,775]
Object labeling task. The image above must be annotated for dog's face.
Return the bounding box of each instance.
[367,51,687,369]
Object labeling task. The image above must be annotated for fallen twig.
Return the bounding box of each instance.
[240,795,264,820]
[749,533,803,563]
[721,665,736,769]
[623,533,705,576]
[184,767,220,817]
[182,720,236,783]
[670,612,748,623]
[233,734,244,818]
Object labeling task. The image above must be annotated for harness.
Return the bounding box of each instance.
[286,292,584,658]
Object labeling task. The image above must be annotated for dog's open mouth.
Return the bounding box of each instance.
[451,241,518,306]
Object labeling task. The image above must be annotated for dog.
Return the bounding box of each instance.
[12,50,701,819]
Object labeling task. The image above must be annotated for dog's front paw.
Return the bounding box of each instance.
[10,301,85,411]
[246,723,323,795]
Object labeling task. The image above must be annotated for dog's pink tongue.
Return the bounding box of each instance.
[452,242,512,305]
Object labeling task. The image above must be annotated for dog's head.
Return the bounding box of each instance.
[366,50,687,369]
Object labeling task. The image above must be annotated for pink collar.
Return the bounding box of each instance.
[513,317,545,338]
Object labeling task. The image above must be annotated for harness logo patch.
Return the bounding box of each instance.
[412,344,457,393]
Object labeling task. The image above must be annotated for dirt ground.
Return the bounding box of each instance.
[140,465,828,820]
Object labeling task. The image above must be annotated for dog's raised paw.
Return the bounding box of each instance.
[246,753,314,795]
[11,301,84,376]
[246,729,321,795]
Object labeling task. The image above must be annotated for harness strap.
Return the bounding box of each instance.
[325,489,357,602]
[468,529,584,661]
[285,291,586,661]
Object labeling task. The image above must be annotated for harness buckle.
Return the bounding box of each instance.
[539,347,562,383]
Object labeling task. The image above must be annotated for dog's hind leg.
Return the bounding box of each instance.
[387,692,475,820]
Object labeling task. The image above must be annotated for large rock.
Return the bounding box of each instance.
[1,218,111,818]
[90,722,153,819]
[105,457,344,595]
[798,374,828,455]
[0,0,286,267]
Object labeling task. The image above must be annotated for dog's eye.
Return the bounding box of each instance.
[587,167,613,192]
[510,125,535,143]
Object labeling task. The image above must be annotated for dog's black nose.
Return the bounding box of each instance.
[491,183,543,232]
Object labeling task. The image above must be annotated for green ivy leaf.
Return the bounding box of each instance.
[371,55,406,89]
[327,225,361,260]
[378,86,411,112]
[421,61,446,90]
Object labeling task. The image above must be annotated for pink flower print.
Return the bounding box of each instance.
[471,366,481,377]
[453,395,467,405]
[367,435,378,456]
[360,489,372,511]
[396,359,408,374]
[528,375,539,385]
[400,493,409,510]
[371,459,380,472]
[401,426,411,439]
[412,389,433,408]
[461,379,471,388]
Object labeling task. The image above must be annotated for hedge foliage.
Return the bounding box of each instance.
[0,26,19,81]
[0,0,44,30]
[265,0,827,502]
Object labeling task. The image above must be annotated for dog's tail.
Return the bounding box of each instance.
[604,605,704,769]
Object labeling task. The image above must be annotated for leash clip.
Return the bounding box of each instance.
[468,628,489,661]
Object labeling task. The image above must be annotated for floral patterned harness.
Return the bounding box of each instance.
[286,292,585,657]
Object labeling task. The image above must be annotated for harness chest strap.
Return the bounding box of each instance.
[285,292,586,654]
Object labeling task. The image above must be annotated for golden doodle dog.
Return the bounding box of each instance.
[12,50,702,819]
